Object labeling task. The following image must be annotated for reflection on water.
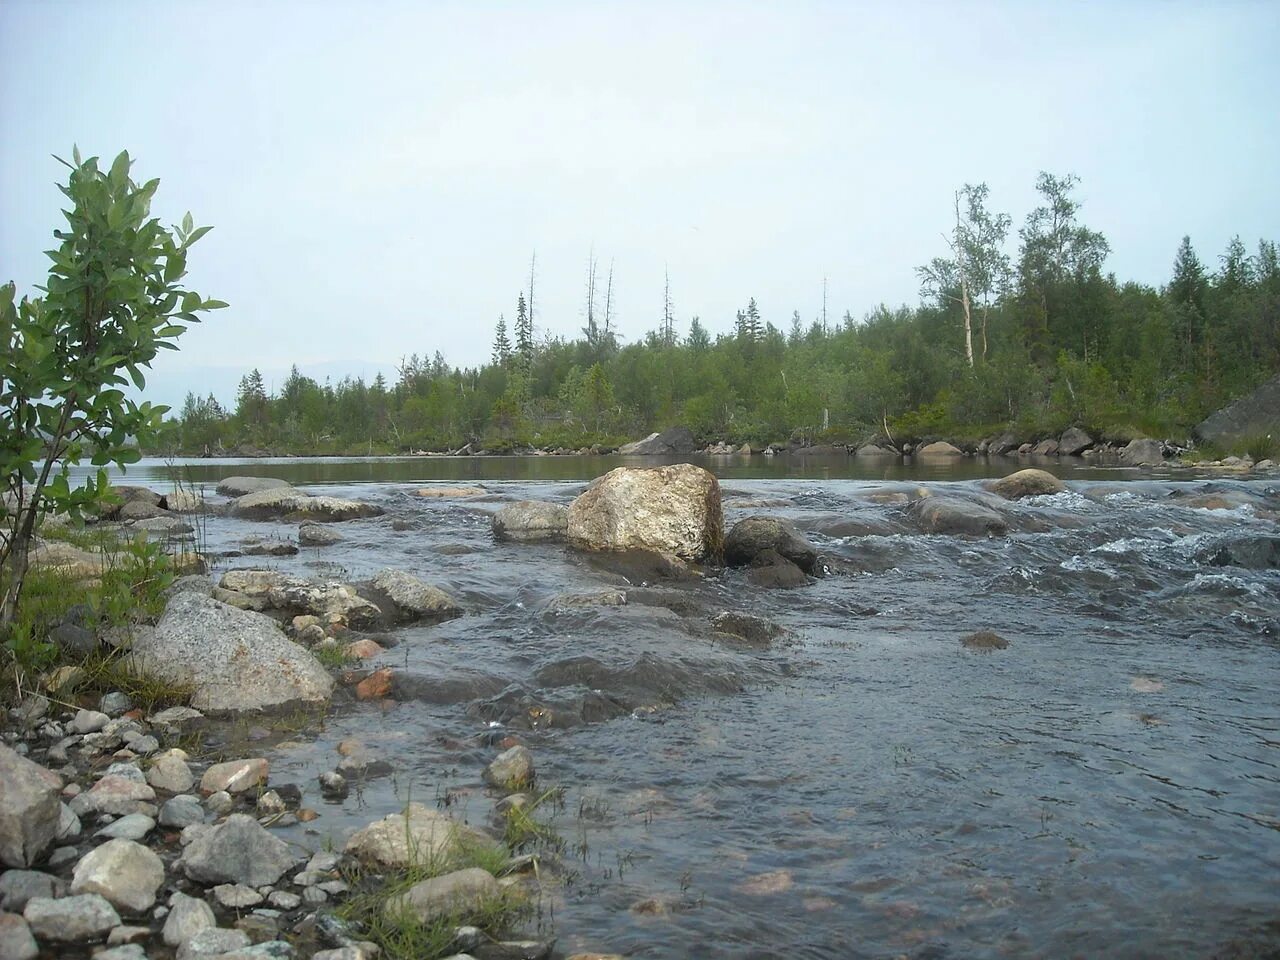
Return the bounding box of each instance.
[76,452,1207,488]
[91,459,1280,958]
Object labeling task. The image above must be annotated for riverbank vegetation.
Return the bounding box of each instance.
[167,172,1279,456]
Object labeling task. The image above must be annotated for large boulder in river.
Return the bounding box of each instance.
[567,464,723,563]
[908,497,1007,536]
[618,425,697,456]
[130,593,334,714]
[725,516,819,573]
[916,441,964,457]
[218,570,382,627]
[1195,373,1280,449]
[216,476,291,497]
[0,746,62,868]
[1058,427,1094,456]
[1198,536,1280,570]
[492,501,568,543]
[231,488,382,522]
[1119,438,1166,466]
[368,569,462,623]
[989,469,1065,501]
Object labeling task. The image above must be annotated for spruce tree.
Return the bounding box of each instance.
[492,314,512,366]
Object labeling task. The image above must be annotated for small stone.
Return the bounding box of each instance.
[107,925,151,945]
[95,813,155,841]
[47,846,80,869]
[344,639,384,659]
[161,794,206,829]
[71,838,165,913]
[150,706,204,727]
[56,802,82,843]
[70,773,156,818]
[176,926,251,960]
[301,886,328,905]
[149,751,196,793]
[267,890,301,910]
[0,870,65,912]
[213,883,264,909]
[201,758,269,795]
[0,744,63,868]
[99,692,134,717]
[307,851,342,873]
[256,790,288,817]
[355,669,393,701]
[206,791,235,815]
[69,709,110,734]
[129,735,160,755]
[317,880,349,896]
[0,911,38,960]
[961,630,1010,651]
[318,771,348,800]
[484,745,534,790]
[94,945,147,960]
[23,893,120,942]
[162,891,216,947]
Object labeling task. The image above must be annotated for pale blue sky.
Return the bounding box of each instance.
[2,0,1278,407]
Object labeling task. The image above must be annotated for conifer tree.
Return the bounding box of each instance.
[492,314,512,366]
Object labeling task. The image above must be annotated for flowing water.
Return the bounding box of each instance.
[95,457,1280,958]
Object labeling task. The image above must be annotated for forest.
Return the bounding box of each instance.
[165,173,1280,456]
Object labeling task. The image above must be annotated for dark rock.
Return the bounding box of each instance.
[577,548,698,584]
[1058,427,1095,456]
[725,516,819,573]
[746,550,809,588]
[1119,438,1165,467]
[710,612,786,648]
[1199,536,1280,570]
[962,630,1010,651]
[618,425,697,456]
[908,497,1007,537]
[50,622,97,657]
[0,871,65,913]
[1195,373,1280,449]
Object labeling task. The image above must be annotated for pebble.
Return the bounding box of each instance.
[95,944,147,960]
[256,790,288,816]
[162,891,216,947]
[301,886,329,905]
[47,847,80,869]
[0,913,38,960]
[200,758,269,795]
[266,891,301,910]
[160,794,207,829]
[99,692,133,716]
[175,926,251,960]
[70,709,110,734]
[212,883,264,909]
[107,925,151,945]
[95,813,155,841]
[129,735,160,755]
[56,803,82,843]
[23,893,120,942]
[318,771,348,800]
[0,871,65,913]
[205,791,235,815]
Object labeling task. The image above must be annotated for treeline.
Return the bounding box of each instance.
[163,173,1280,455]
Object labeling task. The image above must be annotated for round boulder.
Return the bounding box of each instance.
[724,516,818,573]
[989,469,1065,501]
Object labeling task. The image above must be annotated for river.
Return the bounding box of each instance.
[90,456,1280,958]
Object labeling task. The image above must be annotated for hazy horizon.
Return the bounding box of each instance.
[2,0,1278,409]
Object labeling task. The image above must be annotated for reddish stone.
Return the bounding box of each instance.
[355,669,393,701]
[345,639,384,659]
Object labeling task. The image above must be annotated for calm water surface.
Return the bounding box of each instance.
[98,457,1280,958]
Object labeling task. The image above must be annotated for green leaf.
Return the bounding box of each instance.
[181,211,193,236]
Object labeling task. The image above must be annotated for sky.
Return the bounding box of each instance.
[2,0,1278,409]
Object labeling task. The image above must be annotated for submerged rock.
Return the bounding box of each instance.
[962,630,1010,651]
[232,488,382,522]
[484,746,534,789]
[908,497,1007,537]
[492,501,569,543]
[0,746,62,868]
[131,593,333,714]
[298,522,344,546]
[1199,536,1280,570]
[746,550,809,589]
[567,463,723,563]
[710,612,787,648]
[368,569,462,623]
[990,468,1066,501]
[725,516,819,573]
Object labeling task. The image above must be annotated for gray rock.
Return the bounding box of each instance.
[71,838,165,913]
[216,477,292,497]
[232,488,382,523]
[23,893,120,942]
[182,814,297,886]
[382,867,499,924]
[131,593,333,714]
[47,847,79,869]
[908,497,1007,537]
[618,425,697,456]
[162,891,217,947]
[916,441,964,457]
[94,945,147,960]
[159,794,206,829]
[298,522,343,547]
[0,913,37,960]
[1119,437,1166,467]
[212,883,263,909]
[200,758,269,795]
[319,771,348,799]
[176,926,252,960]
[344,803,490,870]
[148,751,196,793]
[1058,427,1094,456]
[70,773,156,818]
[94,813,155,841]
[0,870,64,912]
[566,464,724,563]
[1195,373,1280,448]
[484,746,534,789]
[50,622,97,656]
[151,706,205,727]
[369,569,462,623]
[1199,535,1280,570]
[130,515,195,536]
[0,744,62,867]
[989,468,1066,501]
[266,890,301,910]
[854,443,897,457]
[56,803,81,843]
[491,501,569,543]
[214,942,295,960]
[710,611,787,648]
[256,790,288,816]
[205,791,235,816]
[724,516,819,573]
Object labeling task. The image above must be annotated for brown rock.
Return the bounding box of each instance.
[356,669,394,701]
